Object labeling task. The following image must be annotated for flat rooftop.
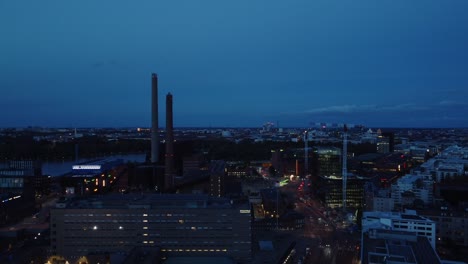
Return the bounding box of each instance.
[362,229,441,264]
[363,211,432,223]
[55,193,246,210]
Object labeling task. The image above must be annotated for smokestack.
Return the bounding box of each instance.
[342,124,348,211]
[165,93,175,190]
[151,73,159,163]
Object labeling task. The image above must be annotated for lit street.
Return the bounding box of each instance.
[279,179,360,264]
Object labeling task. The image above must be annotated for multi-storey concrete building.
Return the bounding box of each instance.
[376,135,390,154]
[420,145,468,182]
[209,160,227,197]
[419,205,468,247]
[372,196,394,212]
[435,164,464,182]
[361,228,441,264]
[50,194,252,263]
[0,160,39,225]
[317,174,366,209]
[362,210,436,249]
[391,172,434,208]
[315,147,341,178]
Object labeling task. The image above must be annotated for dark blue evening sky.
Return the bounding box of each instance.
[1,0,468,128]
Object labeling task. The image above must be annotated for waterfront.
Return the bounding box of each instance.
[41,153,146,176]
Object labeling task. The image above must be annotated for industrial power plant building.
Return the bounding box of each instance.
[50,194,252,263]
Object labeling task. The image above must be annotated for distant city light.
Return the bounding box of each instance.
[1,195,21,203]
[72,165,101,170]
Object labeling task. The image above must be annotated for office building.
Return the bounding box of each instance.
[0,160,38,225]
[317,175,365,209]
[209,160,241,198]
[361,228,441,264]
[362,210,436,249]
[50,194,252,263]
[315,147,342,178]
[382,132,395,152]
[64,159,123,196]
[377,136,390,153]
[372,190,394,212]
[419,203,468,247]
[391,172,434,208]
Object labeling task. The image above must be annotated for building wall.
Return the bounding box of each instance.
[377,136,390,154]
[320,177,365,209]
[436,166,463,183]
[421,211,468,247]
[391,173,434,207]
[373,197,394,212]
[209,161,227,197]
[391,219,436,248]
[0,162,37,226]
[316,147,341,177]
[362,211,436,249]
[50,197,251,263]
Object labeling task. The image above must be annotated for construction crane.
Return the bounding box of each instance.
[342,124,348,211]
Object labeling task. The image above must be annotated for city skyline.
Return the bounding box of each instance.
[1,0,468,128]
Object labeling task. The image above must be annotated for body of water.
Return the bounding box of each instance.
[42,153,146,176]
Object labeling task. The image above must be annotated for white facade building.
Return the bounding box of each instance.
[362,210,436,249]
[373,196,394,212]
[391,172,434,207]
[420,145,468,183]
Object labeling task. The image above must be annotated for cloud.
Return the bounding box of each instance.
[92,62,104,68]
[304,103,428,114]
[91,60,119,68]
[305,104,370,114]
[438,100,467,106]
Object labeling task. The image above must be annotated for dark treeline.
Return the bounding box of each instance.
[0,135,149,161]
[191,139,376,162]
[0,135,378,162]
